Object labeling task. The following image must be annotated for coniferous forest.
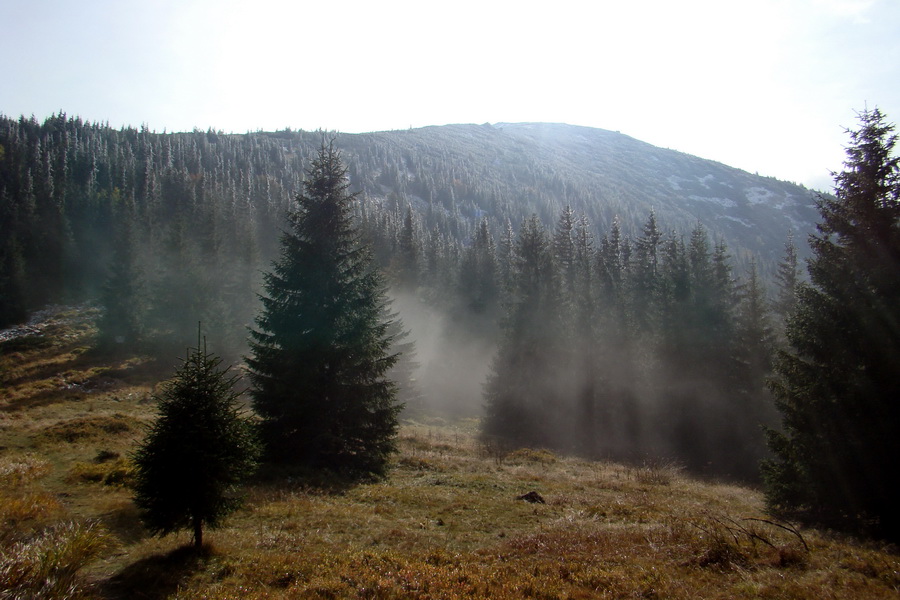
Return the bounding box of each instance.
[0,112,792,479]
[1,109,898,545]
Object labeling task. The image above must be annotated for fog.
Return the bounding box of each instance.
[389,290,495,420]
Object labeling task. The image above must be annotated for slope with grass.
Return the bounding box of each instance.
[1,309,898,599]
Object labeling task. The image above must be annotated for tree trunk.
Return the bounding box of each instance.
[193,515,203,549]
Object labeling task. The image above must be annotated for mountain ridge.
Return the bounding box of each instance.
[331,121,820,267]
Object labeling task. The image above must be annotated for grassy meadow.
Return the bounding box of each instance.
[1,308,898,599]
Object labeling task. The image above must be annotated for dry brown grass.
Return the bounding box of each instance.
[0,520,115,599]
[1,310,899,599]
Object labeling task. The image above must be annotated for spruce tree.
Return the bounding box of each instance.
[764,109,900,540]
[247,141,401,476]
[96,216,143,351]
[483,216,564,449]
[552,205,576,302]
[729,258,777,478]
[629,211,662,335]
[772,231,801,324]
[572,213,600,455]
[734,259,775,391]
[132,328,259,549]
[393,205,420,288]
[458,217,499,318]
[0,236,27,328]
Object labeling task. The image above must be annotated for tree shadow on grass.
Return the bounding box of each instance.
[250,461,371,497]
[100,545,212,600]
[98,502,147,546]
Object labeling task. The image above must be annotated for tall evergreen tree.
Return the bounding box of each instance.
[772,231,801,325]
[483,216,564,449]
[0,234,27,327]
[458,217,499,318]
[571,213,601,455]
[246,141,401,476]
[728,258,777,478]
[132,328,259,549]
[630,210,662,335]
[393,205,421,288]
[552,204,577,302]
[734,258,775,391]
[764,109,900,540]
[497,218,516,304]
[96,215,143,351]
[597,218,624,300]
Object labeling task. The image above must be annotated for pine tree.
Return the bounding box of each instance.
[393,205,420,288]
[483,216,564,449]
[0,235,27,328]
[656,228,741,475]
[458,217,498,318]
[764,109,900,540]
[497,218,516,304]
[572,213,600,455]
[729,258,777,478]
[734,258,775,391]
[552,205,576,302]
[630,210,662,335]
[96,216,143,351]
[132,328,259,549]
[247,141,401,476]
[772,231,801,324]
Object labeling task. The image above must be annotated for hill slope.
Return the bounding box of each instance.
[336,121,819,265]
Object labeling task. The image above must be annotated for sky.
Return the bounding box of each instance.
[2,0,899,191]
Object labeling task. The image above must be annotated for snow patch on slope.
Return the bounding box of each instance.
[688,195,736,208]
[746,186,775,205]
[698,174,716,188]
[716,215,753,228]
[667,175,685,191]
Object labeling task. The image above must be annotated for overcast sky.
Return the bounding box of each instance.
[2,0,898,191]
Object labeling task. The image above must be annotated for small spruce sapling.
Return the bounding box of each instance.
[132,326,259,548]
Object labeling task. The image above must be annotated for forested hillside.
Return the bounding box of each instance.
[0,112,814,480]
[352,121,820,262]
[0,113,817,328]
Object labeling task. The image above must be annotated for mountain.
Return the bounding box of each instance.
[335,122,820,268]
[0,114,821,328]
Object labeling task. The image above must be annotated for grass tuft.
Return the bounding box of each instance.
[36,413,139,444]
[68,456,135,486]
[631,457,683,486]
[0,491,65,527]
[0,520,114,600]
[0,454,51,486]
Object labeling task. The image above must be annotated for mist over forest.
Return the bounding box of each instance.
[1,113,813,481]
